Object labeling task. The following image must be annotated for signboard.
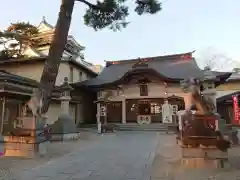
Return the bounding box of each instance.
[232,95,239,124]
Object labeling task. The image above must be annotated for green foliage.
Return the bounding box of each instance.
[0,22,40,60]
[81,0,162,31]
[7,22,38,36]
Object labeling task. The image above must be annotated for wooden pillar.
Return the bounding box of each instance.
[122,99,126,124]
[1,96,5,134]
[75,103,82,124]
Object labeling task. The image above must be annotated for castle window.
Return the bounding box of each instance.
[79,71,83,81]
[69,67,73,83]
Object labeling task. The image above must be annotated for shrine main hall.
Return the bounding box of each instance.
[74,52,231,124]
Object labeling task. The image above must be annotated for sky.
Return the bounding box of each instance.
[1,0,240,70]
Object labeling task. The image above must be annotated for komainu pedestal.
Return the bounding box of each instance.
[4,116,48,158]
[181,146,229,168]
[178,77,231,169]
[177,113,231,169]
[180,114,230,151]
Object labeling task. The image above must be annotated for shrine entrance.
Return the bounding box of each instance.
[107,101,122,123]
[125,97,185,124]
[126,98,164,123]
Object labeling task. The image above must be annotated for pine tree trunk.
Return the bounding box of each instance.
[30,0,75,114]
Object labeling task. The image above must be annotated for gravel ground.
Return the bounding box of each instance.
[150,134,240,180]
[0,131,100,179]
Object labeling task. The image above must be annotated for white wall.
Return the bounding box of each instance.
[98,82,185,101]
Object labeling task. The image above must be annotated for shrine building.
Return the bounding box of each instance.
[74,52,231,124]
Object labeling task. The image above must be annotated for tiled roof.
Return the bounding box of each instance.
[74,52,231,87]
[217,90,240,103]
[0,70,39,87]
[226,72,240,81]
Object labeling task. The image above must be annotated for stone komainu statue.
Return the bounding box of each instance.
[179,78,230,151]
[180,77,215,115]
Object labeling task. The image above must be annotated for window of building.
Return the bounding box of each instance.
[79,71,83,81]
[97,91,103,98]
[69,67,73,83]
[139,84,148,96]
[150,103,161,114]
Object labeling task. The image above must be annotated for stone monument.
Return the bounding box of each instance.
[50,77,80,141]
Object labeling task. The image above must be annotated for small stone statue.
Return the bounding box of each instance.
[181,78,215,115]
[24,89,47,119]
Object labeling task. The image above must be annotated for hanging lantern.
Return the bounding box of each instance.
[164,82,168,98]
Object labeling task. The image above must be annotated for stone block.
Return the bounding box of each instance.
[3,136,48,158]
[181,147,228,159]
[38,141,49,156]
[63,133,80,140]
[50,133,80,141]
[181,158,229,169]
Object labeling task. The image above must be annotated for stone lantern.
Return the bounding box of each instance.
[50,77,80,141]
[201,69,219,113]
[59,77,73,115]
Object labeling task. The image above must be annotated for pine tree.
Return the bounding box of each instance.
[0,22,39,59]
[30,0,162,115]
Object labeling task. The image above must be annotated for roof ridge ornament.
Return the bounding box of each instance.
[39,16,54,29]
[42,16,46,23]
[132,58,149,68]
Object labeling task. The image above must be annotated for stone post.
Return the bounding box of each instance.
[122,99,126,124]
[97,103,101,124]
[96,103,101,134]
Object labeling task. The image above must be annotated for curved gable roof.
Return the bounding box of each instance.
[75,52,231,87]
[81,52,203,86]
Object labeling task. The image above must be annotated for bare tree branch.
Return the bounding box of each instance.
[197,48,237,71]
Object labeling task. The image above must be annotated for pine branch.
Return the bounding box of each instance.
[0,22,41,59]
[76,0,106,10]
[78,0,162,30]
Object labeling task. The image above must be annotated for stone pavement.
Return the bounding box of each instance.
[0,131,101,179]
[150,134,240,180]
[10,132,159,180]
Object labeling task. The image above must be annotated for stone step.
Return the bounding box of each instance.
[78,123,178,132]
[116,126,169,129]
[118,129,167,131]
[115,123,174,127]
[115,124,177,132]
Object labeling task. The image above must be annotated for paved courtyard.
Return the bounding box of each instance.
[4,131,240,180]
[9,131,159,180]
[150,134,240,180]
